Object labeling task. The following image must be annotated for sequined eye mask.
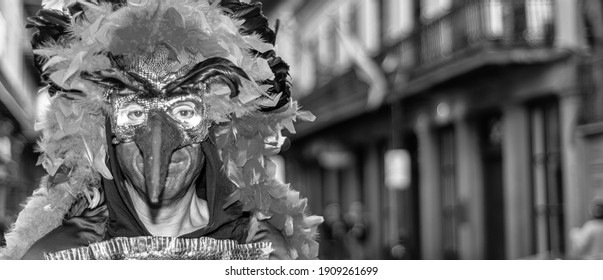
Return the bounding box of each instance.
[93,45,252,145]
[110,92,210,146]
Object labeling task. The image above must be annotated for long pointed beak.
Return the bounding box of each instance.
[134,111,183,205]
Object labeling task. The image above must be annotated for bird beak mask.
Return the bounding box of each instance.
[98,47,250,205]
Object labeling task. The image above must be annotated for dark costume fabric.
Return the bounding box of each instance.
[22,140,250,259]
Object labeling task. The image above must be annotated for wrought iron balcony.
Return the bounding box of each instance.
[381,0,557,83]
[297,0,559,136]
[416,0,554,70]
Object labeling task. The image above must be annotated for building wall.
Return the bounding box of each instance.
[0,0,41,222]
[0,0,36,124]
[274,0,595,259]
[272,0,391,99]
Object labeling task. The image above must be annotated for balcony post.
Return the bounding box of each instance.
[363,144,383,259]
[559,89,588,256]
[502,104,533,259]
[415,115,443,259]
[454,117,485,259]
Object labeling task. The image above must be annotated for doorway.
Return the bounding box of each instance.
[477,114,506,259]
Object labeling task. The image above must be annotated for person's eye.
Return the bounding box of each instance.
[172,104,197,120]
[128,110,145,120]
[174,106,195,120]
[171,103,202,127]
[116,104,146,126]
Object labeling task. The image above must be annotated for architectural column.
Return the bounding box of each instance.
[323,168,340,207]
[455,118,484,259]
[363,144,382,259]
[307,164,324,216]
[502,105,533,259]
[415,116,442,259]
[560,92,587,247]
[342,160,361,211]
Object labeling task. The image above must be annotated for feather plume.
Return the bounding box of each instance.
[164,57,250,97]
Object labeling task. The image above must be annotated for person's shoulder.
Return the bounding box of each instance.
[582,219,603,232]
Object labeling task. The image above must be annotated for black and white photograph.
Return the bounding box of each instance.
[0,0,602,278]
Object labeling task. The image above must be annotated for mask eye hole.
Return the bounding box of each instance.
[170,101,202,127]
[173,105,195,120]
[116,103,146,126]
[129,110,144,120]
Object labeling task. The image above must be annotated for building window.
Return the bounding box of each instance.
[383,0,415,42]
[378,0,389,44]
[529,98,565,257]
[439,126,459,259]
[525,0,553,43]
[485,0,504,38]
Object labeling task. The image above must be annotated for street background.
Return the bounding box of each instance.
[2,0,603,260]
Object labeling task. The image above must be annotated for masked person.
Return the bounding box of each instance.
[0,0,321,260]
[571,199,603,259]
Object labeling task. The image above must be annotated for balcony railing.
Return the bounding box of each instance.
[381,0,555,78]
[300,0,558,133]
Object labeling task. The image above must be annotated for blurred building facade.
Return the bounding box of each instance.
[270,0,602,259]
[0,0,43,224]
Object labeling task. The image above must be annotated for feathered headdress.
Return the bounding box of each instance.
[1,0,321,260]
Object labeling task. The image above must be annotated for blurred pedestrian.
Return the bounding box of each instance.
[570,198,603,259]
[319,203,348,259]
[343,201,367,259]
